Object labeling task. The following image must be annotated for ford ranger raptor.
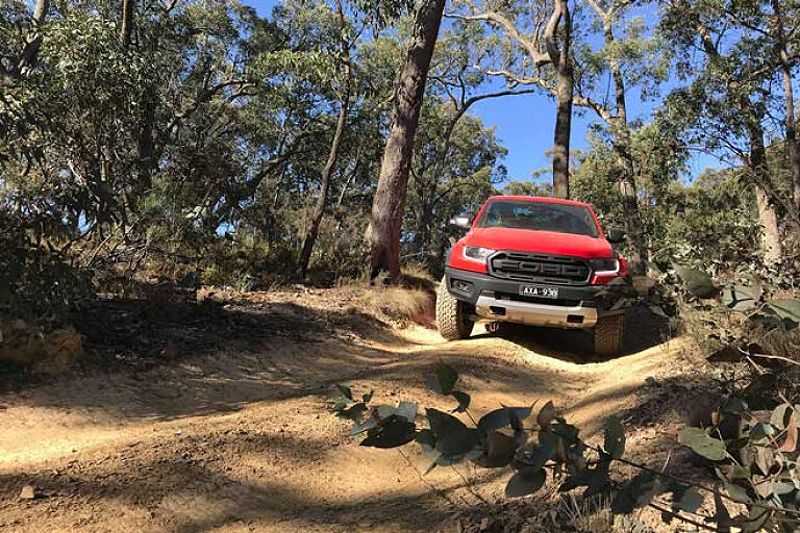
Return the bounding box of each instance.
[437,196,629,355]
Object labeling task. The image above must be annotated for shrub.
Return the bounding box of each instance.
[0,214,91,321]
[332,363,800,532]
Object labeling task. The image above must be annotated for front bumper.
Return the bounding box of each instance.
[475,293,598,328]
[445,267,622,330]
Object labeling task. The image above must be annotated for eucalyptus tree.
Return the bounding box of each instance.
[405,103,507,270]
[448,0,574,199]
[771,0,800,211]
[447,0,666,273]
[0,0,50,83]
[660,0,798,262]
[572,121,688,262]
[404,19,535,260]
[718,0,800,219]
[365,0,447,281]
[294,0,355,279]
[568,0,669,273]
[0,0,284,261]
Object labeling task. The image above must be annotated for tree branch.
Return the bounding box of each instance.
[447,11,550,67]
[543,0,564,68]
[585,0,608,20]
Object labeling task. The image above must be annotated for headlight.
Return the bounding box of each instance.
[589,258,620,276]
[463,246,496,263]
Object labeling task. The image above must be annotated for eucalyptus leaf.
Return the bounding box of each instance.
[478,406,532,434]
[721,283,760,312]
[769,299,800,324]
[376,401,417,423]
[426,408,480,457]
[537,401,557,428]
[336,384,353,401]
[426,363,458,395]
[337,402,367,421]
[674,266,715,298]
[478,432,517,468]
[359,416,416,448]
[451,391,470,413]
[678,427,727,461]
[505,467,546,497]
[673,486,703,513]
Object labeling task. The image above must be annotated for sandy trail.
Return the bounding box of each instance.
[0,291,688,533]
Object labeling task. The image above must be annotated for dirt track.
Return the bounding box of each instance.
[0,288,699,532]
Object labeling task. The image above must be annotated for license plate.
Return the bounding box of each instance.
[519,285,559,299]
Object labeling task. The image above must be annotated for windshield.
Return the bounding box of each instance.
[476,200,600,237]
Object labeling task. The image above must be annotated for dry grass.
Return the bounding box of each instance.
[346,264,438,327]
[358,285,435,326]
[454,490,657,533]
[0,319,83,373]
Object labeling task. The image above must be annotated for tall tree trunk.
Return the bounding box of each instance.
[781,68,800,212]
[121,0,135,46]
[297,0,352,280]
[754,186,782,264]
[136,92,157,193]
[747,120,783,263]
[772,0,800,214]
[337,161,359,207]
[605,22,646,275]
[365,0,446,282]
[550,0,572,199]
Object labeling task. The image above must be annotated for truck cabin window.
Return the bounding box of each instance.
[476,200,600,238]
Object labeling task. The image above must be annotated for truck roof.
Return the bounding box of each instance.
[485,195,592,208]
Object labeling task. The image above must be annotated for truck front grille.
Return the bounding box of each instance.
[489,252,591,286]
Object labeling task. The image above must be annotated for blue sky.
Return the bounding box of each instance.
[245,0,719,184]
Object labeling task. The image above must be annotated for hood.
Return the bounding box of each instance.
[465,227,613,259]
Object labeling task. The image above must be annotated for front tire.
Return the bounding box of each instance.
[436,279,473,340]
[594,314,625,356]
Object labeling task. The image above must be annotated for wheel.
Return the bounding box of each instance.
[594,314,625,356]
[436,279,474,340]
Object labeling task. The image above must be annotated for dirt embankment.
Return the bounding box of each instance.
[0,286,707,532]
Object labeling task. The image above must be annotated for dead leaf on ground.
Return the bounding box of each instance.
[779,417,798,453]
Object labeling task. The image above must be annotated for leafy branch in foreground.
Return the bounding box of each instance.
[332,363,800,532]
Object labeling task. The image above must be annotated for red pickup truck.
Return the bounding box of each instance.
[437,195,629,355]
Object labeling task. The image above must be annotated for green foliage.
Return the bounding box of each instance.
[0,214,91,321]
[404,103,506,275]
[501,178,552,198]
[660,255,800,520]
[674,266,716,299]
[333,360,800,531]
[660,170,762,268]
[678,427,728,461]
[426,362,458,395]
[0,0,510,293]
[692,400,800,527]
[668,262,800,344]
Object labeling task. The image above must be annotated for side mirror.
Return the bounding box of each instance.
[449,215,471,230]
[606,228,626,244]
